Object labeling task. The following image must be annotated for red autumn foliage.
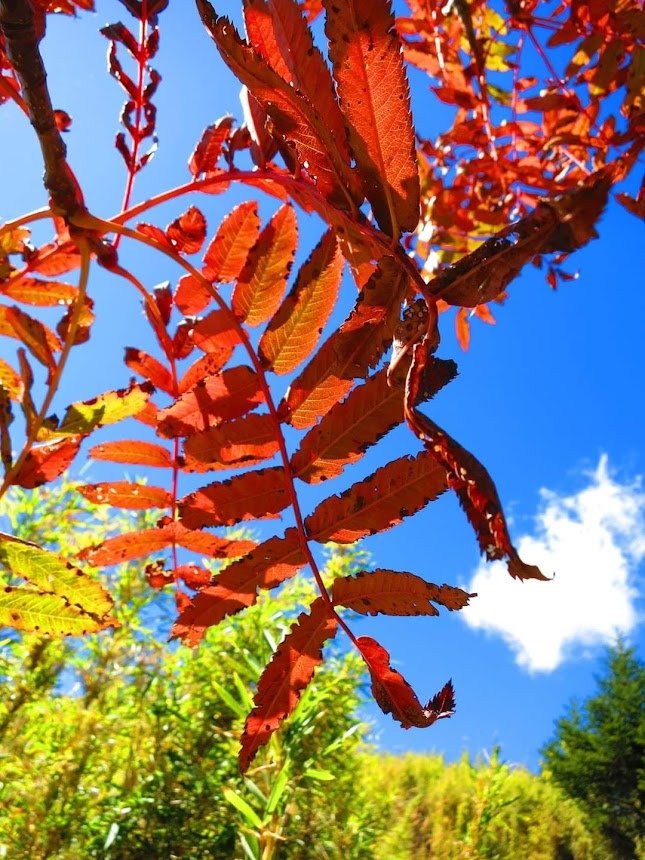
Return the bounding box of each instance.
[0,0,641,770]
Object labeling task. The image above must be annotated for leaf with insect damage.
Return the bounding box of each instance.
[0,533,114,623]
[124,347,174,394]
[232,204,297,326]
[428,168,612,307]
[0,305,60,373]
[89,439,173,468]
[178,466,289,529]
[404,338,546,581]
[171,528,305,645]
[332,569,473,616]
[183,412,279,471]
[166,206,207,255]
[305,450,448,543]
[189,115,234,176]
[158,365,263,437]
[357,636,455,728]
[259,230,343,374]
[0,587,115,636]
[51,381,153,437]
[13,436,82,488]
[292,359,456,483]
[77,481,172,510]
[323,0,419,237]
[239,596,338,771]
[196,2,354,205]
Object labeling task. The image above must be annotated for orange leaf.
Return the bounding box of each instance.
[178,352,239,394]
[158,366,263,437]
[1,306,60,371]
[239,597,338,771]
[183,413,279,471]
[285,257,408,428]
[455,307,470,351]
[305,451,448,543]
[258,230,343,374]
[192,309,239,361]
[203,200,261,283]
[174,274,212,317]
[89,439,173,468]
[178,466,289,529]
[332,569,473,616]
[124,347,174,394]
[323,0,420,236]
[166,206,207,255]
[0,358,22,401]
[77,482,172,510]
[165,521,257,558]
[357,636,455,729]
[232,204,297,326]
[13,437,82,488]
[0,277,77,307]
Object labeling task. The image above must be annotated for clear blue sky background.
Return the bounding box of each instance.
[1,0,643,770]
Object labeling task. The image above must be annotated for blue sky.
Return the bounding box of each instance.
[1,1,643,771]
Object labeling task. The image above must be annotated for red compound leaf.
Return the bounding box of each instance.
[357,636,455,729]
[239,597,338,771]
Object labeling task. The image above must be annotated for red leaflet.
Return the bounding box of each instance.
[192,309,239,361]
[405,341,546,581]
[165,521,256,558]
[158,366,263,437]
[323,0,420,237]
[89,439,173,468]
[357,636,455,729]
[258,230,343,374]
[80,527,174,566]
[189,116,234,176]
[239,597,338,771]
[2,305,59,372]
[231,204,297,326]
[174,275,212,317]
[332,569,473,616]
[428,169,612,307]
[292,360,457,483]
[178,466,290,529]
[13,437,82,488]
[124,347,174,394]
[77,482,172,510]
[183,413,279,471]
[196,3,353,204]
[178,353,236,394]
[305,451,448,543]
[252,0,352,172]
[203,200,261,283]
[171,528,305,645]
[165,206,207,255]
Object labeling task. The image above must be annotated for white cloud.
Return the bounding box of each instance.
[461,456,644,673]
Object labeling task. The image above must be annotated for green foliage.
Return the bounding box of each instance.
[541,642,645,860]
[359,748,605,860]
[0,480,375,859]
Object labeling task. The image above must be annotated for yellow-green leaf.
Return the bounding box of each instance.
[0,532,114,620]
[0,585,113,636]
[52,382,153,437]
